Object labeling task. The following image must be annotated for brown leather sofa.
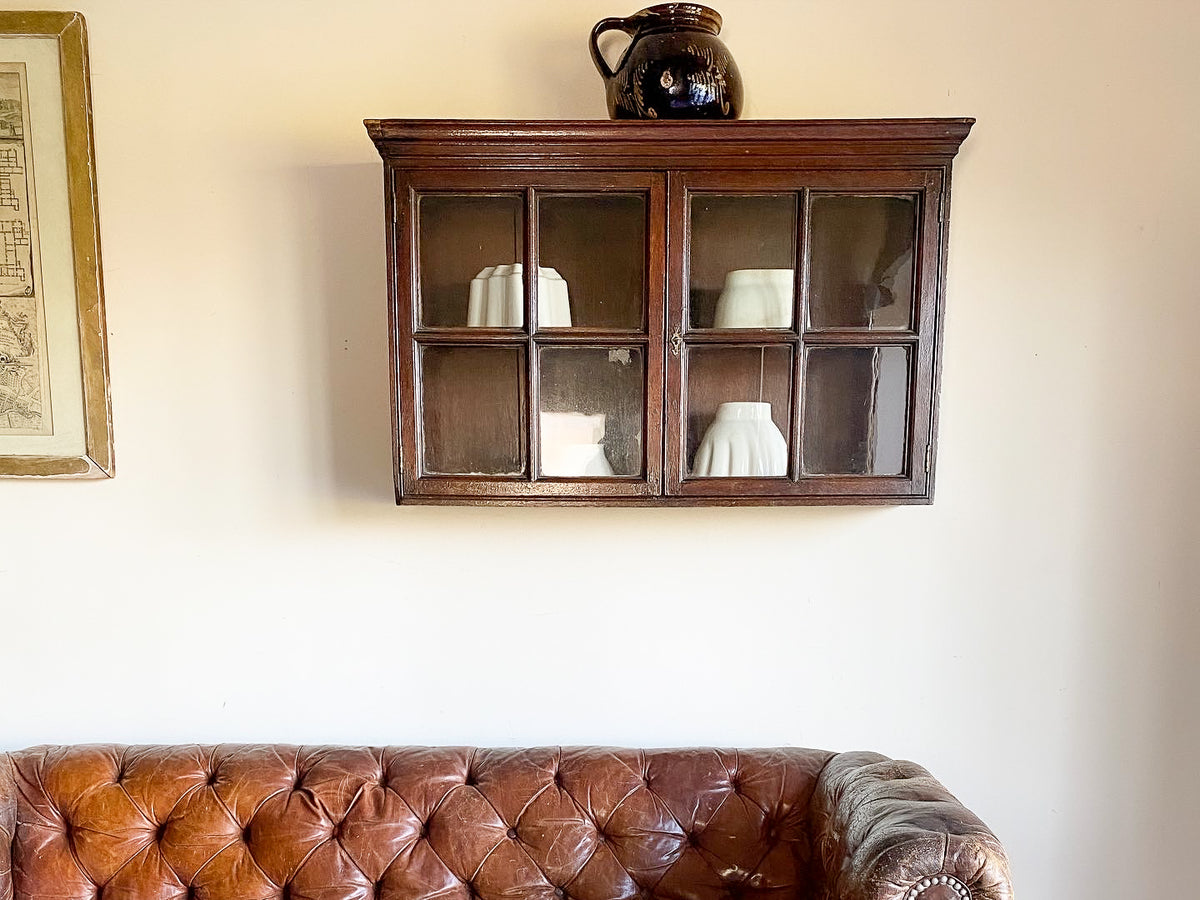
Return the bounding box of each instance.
[0,746,1012,900]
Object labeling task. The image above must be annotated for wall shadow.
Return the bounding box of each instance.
[296,162,396,507]
[1151,448,1200,890]
[1075,411,1200,895]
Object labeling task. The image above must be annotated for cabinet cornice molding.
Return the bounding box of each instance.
[366,118,975,169]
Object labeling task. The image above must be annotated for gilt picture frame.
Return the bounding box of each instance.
[0,11,111,477]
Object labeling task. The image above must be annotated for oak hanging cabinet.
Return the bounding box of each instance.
[365,119,973,506]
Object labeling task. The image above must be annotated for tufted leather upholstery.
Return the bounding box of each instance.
[810,753,1013,900]
[0,746,1012,900]
[1,753,14,900]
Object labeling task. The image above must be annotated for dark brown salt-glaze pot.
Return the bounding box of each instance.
[590,4,743,119]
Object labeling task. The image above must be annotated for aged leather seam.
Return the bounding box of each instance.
[453,753,522,884]
[26,751,92,888]
[552,777,603,893]
[468,833,506,883]
[2,754,12,899]
[403,758,460,879]
[808,752,845,892]
[189,836,243,886]
[624,753,698,894]
[102,842,180,894]
[106,762,201,892]
[369,750,427,879]
[203,752,285,890]
[272,811,329,888]
[811,752,838,802]
[374,824,417,882]
[740,795,783,890]
[604,782,643,831]
[171,753,253,888]
[327,829,373,888]
[513,777,554,828]
[274,746,358,885]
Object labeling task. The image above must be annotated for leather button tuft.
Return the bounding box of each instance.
[506,827,518,840]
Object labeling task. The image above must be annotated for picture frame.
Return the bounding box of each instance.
[0,11,111,477]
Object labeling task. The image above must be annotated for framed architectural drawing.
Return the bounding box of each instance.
[0,12,111,477]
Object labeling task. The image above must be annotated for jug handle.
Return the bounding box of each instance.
[589,16,638,80]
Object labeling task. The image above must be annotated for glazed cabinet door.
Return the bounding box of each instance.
[389,170,666,501]
[664,170,945,502]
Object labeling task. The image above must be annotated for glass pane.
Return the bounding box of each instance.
[808,196,916,330]
[538,194,645,330]
[802,346,909,475]
[420,346,525,475]
[418,194,524,328]
[686,345,791,478]
[689,194,797,330]
[538,346,644,477]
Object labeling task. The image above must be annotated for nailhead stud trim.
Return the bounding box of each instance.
[904,873,970,899]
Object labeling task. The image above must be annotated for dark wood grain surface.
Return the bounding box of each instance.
[368,119,972,505]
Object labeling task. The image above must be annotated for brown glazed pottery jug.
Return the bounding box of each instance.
[590,4,743,119]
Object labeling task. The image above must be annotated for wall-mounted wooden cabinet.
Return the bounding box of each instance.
[366,119,972,505]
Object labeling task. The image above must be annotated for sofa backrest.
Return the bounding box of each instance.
[1,753,14,900]
[4,746,835,900]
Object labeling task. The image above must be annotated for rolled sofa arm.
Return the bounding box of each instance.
[1,753,13,900]
[810,752,1013,900]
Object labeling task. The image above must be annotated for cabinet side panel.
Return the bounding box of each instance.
[924,164,955,502]
[383,165,402,501]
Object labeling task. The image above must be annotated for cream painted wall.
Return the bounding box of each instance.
[3,1,1198,896]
